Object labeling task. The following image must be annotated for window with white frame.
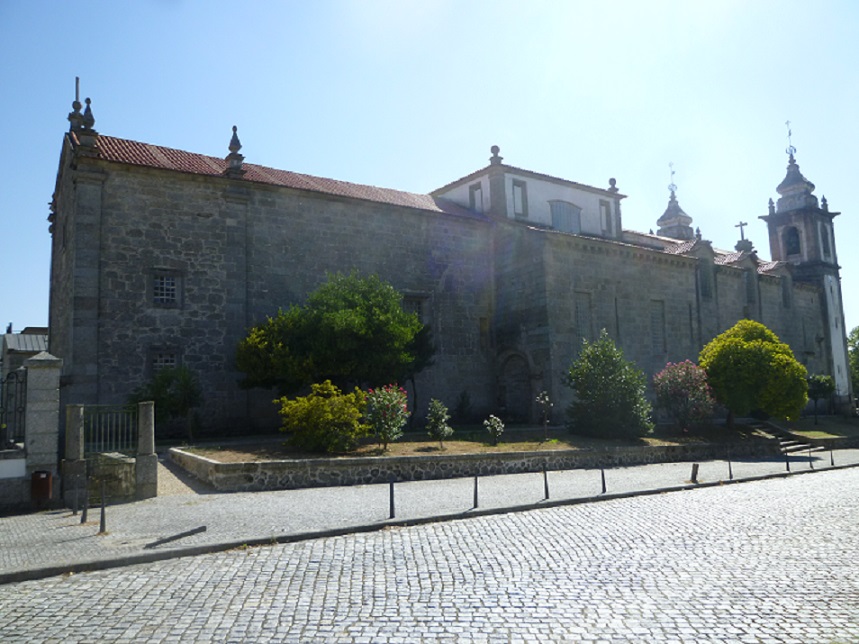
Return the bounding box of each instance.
[512,180,528,218]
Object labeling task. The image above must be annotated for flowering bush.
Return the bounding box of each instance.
[483,414,504,446]
[365,384,409,450]
[652,360,715,431]
[426,398,454,449]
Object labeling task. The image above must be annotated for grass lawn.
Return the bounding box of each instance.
[779,415,859,440]
[185,423,770,463]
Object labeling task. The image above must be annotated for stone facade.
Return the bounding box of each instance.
[46,97,852,433]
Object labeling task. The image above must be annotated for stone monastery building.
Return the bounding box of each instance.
[48,95,853,431]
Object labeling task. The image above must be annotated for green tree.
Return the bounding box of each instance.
[698,319,807,425]
[236,272,425,392]
[849,326,859,399]
[652,361,715,431]
[275,380,367,453]
[129,365,202,440]
[807,374,835,425]
[426,398,454,449]
[564,329,654,438]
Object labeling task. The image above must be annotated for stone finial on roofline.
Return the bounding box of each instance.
[68,78,99,153]
[489,145,503,166]
[224,125,246,178]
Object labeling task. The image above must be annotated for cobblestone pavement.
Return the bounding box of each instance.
[2,467,858,643]
[3,450,859,583]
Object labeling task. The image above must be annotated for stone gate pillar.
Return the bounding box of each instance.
[23,352,63,506]
[136,401,157,499]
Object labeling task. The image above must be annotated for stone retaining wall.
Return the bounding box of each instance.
[170,440,781,492]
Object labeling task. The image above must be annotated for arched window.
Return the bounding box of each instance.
[820,222,831,259]
[784,227,801,256]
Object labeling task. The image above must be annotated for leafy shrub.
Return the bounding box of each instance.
[652,361,715,431]
[275,380,367,453]
[365,384,410,450]
[564,329,653,438]
[699,320,807,424]
[484,414,505,446]
[129,365,202,440]
[426,399,454,449]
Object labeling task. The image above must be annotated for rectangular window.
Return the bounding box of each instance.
[152,351,177,371]
[650,300,666,353]
[550,201,582,233]
[600,200,613,236]
[512,180,528,218]
[469,183,483,213]
[152,270,182,307]
[574,291,592,346]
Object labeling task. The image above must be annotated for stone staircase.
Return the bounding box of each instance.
[757,422,827,456]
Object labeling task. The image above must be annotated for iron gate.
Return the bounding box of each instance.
[0,370,26,448]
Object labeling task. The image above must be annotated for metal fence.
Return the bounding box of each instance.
[0,370,26,448]
[83,404,139,456]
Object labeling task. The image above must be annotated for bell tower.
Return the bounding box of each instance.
[760,127,852,410]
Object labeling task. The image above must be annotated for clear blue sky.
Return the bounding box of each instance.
[1,1,857,336]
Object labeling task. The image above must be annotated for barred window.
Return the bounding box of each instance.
[153,275,176,304]
[152,270,182,308]
[152,351,177,371]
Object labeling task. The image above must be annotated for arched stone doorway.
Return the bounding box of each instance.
[498,354,531,423]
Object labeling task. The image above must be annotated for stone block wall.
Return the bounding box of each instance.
[169,439,780,492]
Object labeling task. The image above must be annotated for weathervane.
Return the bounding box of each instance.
[785,120,796,158]
[735,221,748,241]
[668,162,677,194]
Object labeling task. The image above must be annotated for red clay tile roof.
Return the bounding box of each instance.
[713,251,749,265]
[757,260,782,274]
[662,239,700,255]
[85,135,480,219]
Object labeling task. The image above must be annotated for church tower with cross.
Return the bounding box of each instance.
[759,125,852,408]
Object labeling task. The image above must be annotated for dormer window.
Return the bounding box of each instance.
[549,201,582,233]
[469,183,483,214]
[512,180,528,218]
[600,200,613,236]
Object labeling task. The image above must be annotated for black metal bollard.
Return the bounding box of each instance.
[600,468,606,494]
[473,474,479,509]
[808,447,814,470]
[543,466,549,500]
[389,479,395,519]
[727,449,733,481]
[80,484,89,524]
[72,479,79,516]
[99,480,107,534]
[785,453,791,472]
[690,463,699,484]
[830,449,835,467]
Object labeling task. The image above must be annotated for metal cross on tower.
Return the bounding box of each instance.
[785,120,796,158]
[735,221,748,240]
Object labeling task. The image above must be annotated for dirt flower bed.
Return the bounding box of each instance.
[186,424,766,464]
